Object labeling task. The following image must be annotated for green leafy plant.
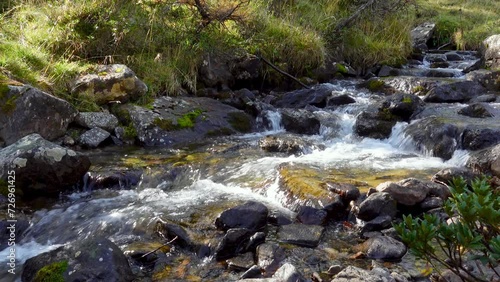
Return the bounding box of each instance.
[395,177,500,282]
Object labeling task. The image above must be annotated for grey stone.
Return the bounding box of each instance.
[71,64,148,104]
[0,134,90,196]
[75,112,119,132]
[215,201,268,232]
[0,86,77,145]
[376,178,429,206]
[364,236,407,261]
[272,263,307,282]
[78,127,110,148]
[411,22,435,48]
[481,34,500,70]
[277,224,324,247]
[357,192,397,221]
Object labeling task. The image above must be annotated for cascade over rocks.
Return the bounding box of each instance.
[0,85,77,146]
[113,96,254,146]
[22,237,134,282]
[71,64,148,105]
[481,34,500,70]
[0,134,90,196]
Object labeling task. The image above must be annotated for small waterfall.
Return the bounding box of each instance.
[264,110,284,132]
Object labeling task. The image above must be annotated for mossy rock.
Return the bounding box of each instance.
[227,112,252,133]
[33,260,68,282]
[367,79,385,92]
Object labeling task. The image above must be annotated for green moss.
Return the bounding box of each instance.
[412,85,426,94]
[123,124,137,139]
[227,112,252,133]
[177,109,203,129]
[367,79,385,92]
[401,96,412,104]
[153,118,177,131]
[378,108,397,121]
[336,63,348,75]
[34,260,68,282]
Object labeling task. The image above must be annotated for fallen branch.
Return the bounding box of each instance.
[140,236,178,258]
[258,55,311,89]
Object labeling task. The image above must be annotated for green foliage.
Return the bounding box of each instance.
[123,124,137,139]
[34,260,68,282]
[395,177,500,282]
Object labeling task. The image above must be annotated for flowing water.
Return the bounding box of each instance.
[0,79,472,281]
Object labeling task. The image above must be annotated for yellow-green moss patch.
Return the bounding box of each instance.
[34,260,68,282]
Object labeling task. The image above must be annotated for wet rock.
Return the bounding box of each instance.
[325,182,360,204]
[357,192,397,221]
[114,96,254,147]
[458,103,495,118]
[22,236,134,282]
[215,228,254,261]
[361,236,407,261]
[327,94,356,107]
[256,243,286,276]
[71,64,147,104]
[272,263,307,282]
[445,52,463,61]
[361,215,393,233]
[411,22,435,50]
[322,194,347,220]
[384,93,424,122]
[0,134,90,197]
[215,201,268,232]
[277,224,324,248]
[0,214,30,251]
[462,126,500,150]
[376,178,429,206]
[74,112,119,132]
[240,265,263,279]
[78,127,111,148]
[430,61,450,68]
[470,94,498,103]
[424,81,486,103]
[259,134,313,155]
[382,76,444,95]
[419,196,444,210]
[466,143,500,177]
[425,53,447,63]
[432,167,478,187]
[227,252,255,271]
[0,86,77,146]
[273,84,335,108]
[404,116,460,160]
[246,232,266,252]
[268,210,294,226]
[328,265,343,276]
[424,69,458,78]
[296,206,328,225]
[481,34,500,70]
[354,109,396,140]
[378,66,400,77]
[155,220,193,249]
[85,169,142,190]
[279,109,321,135]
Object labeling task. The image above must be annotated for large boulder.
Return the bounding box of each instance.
[467,144,500,177]
[0,134,90,197]
[383,93,425,122]
[423,81,486,103]
[481,34,500,70]
[411,22,436,51]
[215,201,269,232]
[404,116,460,160]
[0,85,77,145]
[465,69,500,91]
[273,84,336,108]
[376,178,430,206]
[71,64,148,105]
[22,237,134,282]
[462,126,500,151]
[458,103,495,118]
[354,108,397,140]
[113,96,254,147]
[279,109,321,135]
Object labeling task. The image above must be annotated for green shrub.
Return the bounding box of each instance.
[395,177,500,282]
